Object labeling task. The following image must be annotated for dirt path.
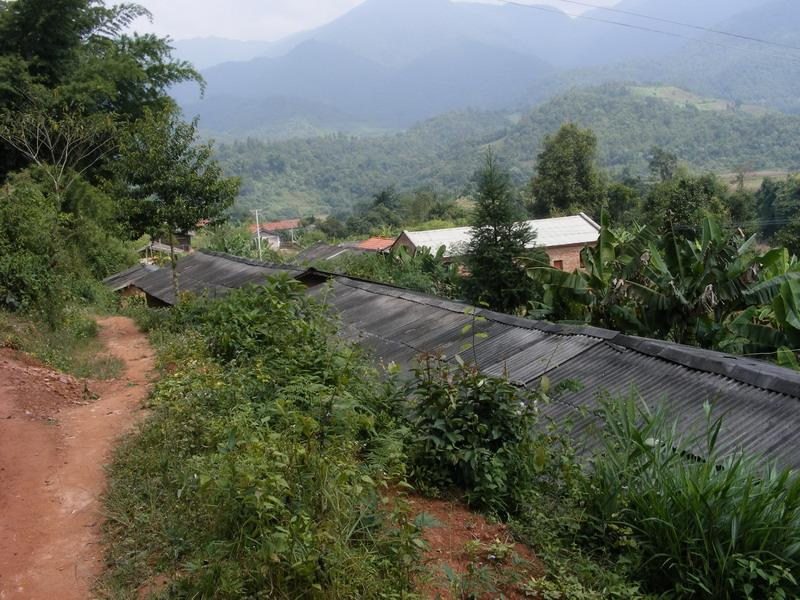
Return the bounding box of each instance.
[0,316,154,600]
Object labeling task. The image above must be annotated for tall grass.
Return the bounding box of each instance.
[589,398,800,599]
[0,307,123,379]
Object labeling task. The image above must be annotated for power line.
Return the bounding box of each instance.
[546,0,800,53]
[496,0,800,66]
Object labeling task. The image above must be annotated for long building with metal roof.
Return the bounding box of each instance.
[110,250,800,469]
[392,213,601,258]
[131,251,305,306]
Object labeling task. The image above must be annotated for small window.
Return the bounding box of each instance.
[553,260,564,270]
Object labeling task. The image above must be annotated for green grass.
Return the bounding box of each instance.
[587,397,800,599]
[0,308,123,379]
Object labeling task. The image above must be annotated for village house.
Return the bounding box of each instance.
[249,218,303,250]
[391,213,601,271]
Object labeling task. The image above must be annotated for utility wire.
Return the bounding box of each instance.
[496,0,800,66]
[545,0,800,53]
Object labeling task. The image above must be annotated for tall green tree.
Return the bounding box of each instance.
[116,108,239,295]
[643,173,728,236]
[465,150,540,313]
[756,175,800,251]
[528,123,606,218]
[647,146,679,182]
[0,0,200,181]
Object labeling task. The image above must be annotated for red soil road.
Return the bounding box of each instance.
[0,316,154,600]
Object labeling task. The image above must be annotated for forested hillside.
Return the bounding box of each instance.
[217,85,800,218]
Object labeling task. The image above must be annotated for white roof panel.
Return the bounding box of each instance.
[402,214,600,257]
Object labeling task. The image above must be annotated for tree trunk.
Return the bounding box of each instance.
[169,229,179,301]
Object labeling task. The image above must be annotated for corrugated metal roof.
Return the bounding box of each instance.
[104,251,800,468]
[398,213,600,257]
[357,237,395,251]
[313,275,800,469]
[102,264,159,292]
[295,242,362,263]
[129,251,304,305]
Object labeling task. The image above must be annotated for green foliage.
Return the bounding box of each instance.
[330,246,461,298]
[465,151,542,314]
[528,122,606,218]
[648,146,679,182]
[0,0,201,180]
[0,175,61,313]
[116,108,239,238]
[0,0,207,320]
[0,172,133,320]
[102,281,424,598]
[643,173,729,234]
[527,210,799,362]
[756,175,800,256]
[404,354,555,514]
[588,397,800,599]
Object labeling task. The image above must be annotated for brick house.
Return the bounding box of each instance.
[391,213,601,270]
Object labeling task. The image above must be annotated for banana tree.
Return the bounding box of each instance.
[735,249,800,365]
[526,211,795,359]
[623,217,764,346]
[524,210,650,333]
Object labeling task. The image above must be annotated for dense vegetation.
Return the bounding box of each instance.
[216,85,800,218]
[104,281,426,597]
[105,282,800,598]
[527,210,800,366]
[0,0,236,324]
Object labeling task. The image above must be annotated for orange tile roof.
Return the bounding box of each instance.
[357,237,396,251]
[248,219,301,233]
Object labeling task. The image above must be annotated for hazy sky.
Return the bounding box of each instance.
[133,0,620,42]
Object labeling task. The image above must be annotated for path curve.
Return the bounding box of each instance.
[0,316,154,600]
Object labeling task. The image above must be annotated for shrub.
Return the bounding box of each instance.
[404,354,563,513]
[588,397,800,599]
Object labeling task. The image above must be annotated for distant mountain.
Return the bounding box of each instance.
[173,0,794,139]
[214,84,800,218]
[177,38,553,131]
[170,37,273,70]
[657,0,800,114]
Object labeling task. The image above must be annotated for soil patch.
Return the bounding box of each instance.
[407,495,543,599]
[0,316,154,600]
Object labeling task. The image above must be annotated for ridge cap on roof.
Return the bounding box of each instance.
[316,268,800,399]
[405,225,472,237]
[614,335,800,399]
[198,249,304,273]
[578,212,601,230]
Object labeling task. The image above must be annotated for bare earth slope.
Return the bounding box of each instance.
[0,317,154,600]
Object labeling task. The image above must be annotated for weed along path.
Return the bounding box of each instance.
[0,316,154,600]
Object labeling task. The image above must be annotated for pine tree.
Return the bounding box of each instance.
[465,150,538,314]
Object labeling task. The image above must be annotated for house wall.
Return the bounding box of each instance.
[545,242,596,271]
[391,233,416,255]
